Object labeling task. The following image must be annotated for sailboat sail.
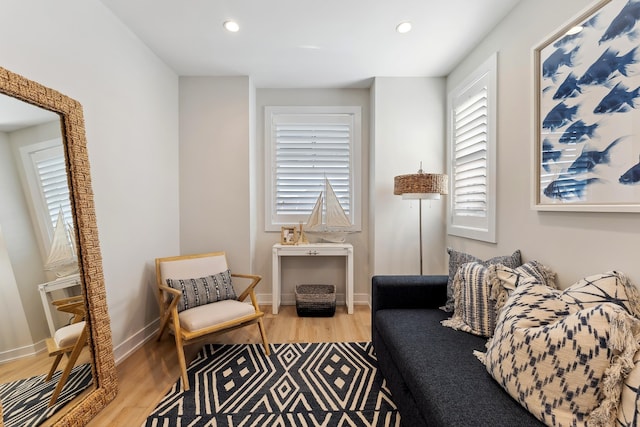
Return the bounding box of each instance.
[324,179,351,228]
[44,207,78,277]
[305,178,353,242]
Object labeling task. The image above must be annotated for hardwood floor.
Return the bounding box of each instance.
[86,304,371,426]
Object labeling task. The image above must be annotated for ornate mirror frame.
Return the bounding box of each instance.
[0,67,117,425]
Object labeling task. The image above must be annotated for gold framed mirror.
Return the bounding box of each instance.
[0,67,117,425]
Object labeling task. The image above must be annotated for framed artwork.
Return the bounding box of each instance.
[533,0,640,212]
[280,226,298,245]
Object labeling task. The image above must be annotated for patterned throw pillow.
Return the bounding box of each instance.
[488,260,558,315]
[441,262,494,337]
[617,350,640,426]
[478,271,640,427]
[441,248,521,312]
[166,269,237,312]
[442,260,556,337]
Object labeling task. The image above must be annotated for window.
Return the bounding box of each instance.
[265,106,361,231]
[447,53,497,243]
[18,139,73,251]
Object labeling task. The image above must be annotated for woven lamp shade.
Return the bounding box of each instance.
[394,173,448,196]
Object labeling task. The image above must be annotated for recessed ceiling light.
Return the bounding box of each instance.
[565,25,583,36]
[396,21,412,34]
[223,20,240,32]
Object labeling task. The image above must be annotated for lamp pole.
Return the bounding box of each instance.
[419,198,423,275]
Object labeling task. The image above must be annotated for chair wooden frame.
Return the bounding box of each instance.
[45,295,89,407]
[155,252,270,390]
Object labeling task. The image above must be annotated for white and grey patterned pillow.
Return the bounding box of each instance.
[617,350,640,426]
[442,248,521,312]
[477,272,640,426]
[442,260,557,337]
[442,262,495,337]
[166,269,237,312]
[488,260,558,315]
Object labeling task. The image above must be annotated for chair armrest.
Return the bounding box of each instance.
[158,284,182,298]
[232,273,262,302]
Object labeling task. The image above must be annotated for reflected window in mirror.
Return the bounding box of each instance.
[15,134,78,277]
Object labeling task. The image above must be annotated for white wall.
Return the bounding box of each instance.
[370,77,447,276]
[0,0,180,362]
[179,77,254,273]
[447,0,640,288]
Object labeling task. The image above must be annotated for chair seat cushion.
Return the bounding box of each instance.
[54,321,85,348]
[178,300,256,331]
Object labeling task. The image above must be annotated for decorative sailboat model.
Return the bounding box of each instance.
[304,178,353,243]
[44,207,79,278]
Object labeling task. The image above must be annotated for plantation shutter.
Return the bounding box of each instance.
[33,148,73,230]
[452,88,488,218]
[265,106,362,231]
[447,53,496,243]
[21,142,74,247]
[275,118,351,217]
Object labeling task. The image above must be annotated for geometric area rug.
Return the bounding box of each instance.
[1,363,93,427]
[144,342,400,426]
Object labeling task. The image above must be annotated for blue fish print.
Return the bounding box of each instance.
[554,16,598,48]
[553,73,582,99]
[542,139,562,172]
[553,32,583,49]
[558,120,598,144]
[567,137,623,174]
[599,0,640,44]
[619,155,640,184]
[543,102,579,130]
[593,82,640,113]
[578,47,637,85]
[544,177,599,200]
[542,47,579,79]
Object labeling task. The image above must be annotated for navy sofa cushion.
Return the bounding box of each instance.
[371,275,543,427]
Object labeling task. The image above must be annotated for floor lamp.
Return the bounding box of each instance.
[394,164,448,275]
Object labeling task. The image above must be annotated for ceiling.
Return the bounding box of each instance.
[98,0,522,88]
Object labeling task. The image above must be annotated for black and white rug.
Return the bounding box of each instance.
[144,342,400,426]
[1,363,93,427]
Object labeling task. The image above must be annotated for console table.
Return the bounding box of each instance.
[38,273,82,336]
[272,243,353,315]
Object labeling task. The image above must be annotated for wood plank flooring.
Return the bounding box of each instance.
[86,304,371,426]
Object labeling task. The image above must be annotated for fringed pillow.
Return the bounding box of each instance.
[441,248,521,312]
[477,271,640,427]
[488,260,558,316]
[166,269,237,312]
[617,350,640,426]
[442,262,494,336]
[442,260,556,337]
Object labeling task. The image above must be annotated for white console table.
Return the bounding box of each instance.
[272,243,353,315]
[38,273,82,336]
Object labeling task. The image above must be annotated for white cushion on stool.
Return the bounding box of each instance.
[54,321,85,348]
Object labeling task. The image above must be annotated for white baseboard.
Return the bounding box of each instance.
[0,340,46,364]
[113,319,159,365]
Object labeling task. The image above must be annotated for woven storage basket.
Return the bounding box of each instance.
[295,284,336,317]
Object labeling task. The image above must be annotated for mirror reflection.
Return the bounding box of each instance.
[0,94,94,426]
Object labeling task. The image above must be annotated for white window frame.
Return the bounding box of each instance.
[265,106,362,232]
[447,53,497,243]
